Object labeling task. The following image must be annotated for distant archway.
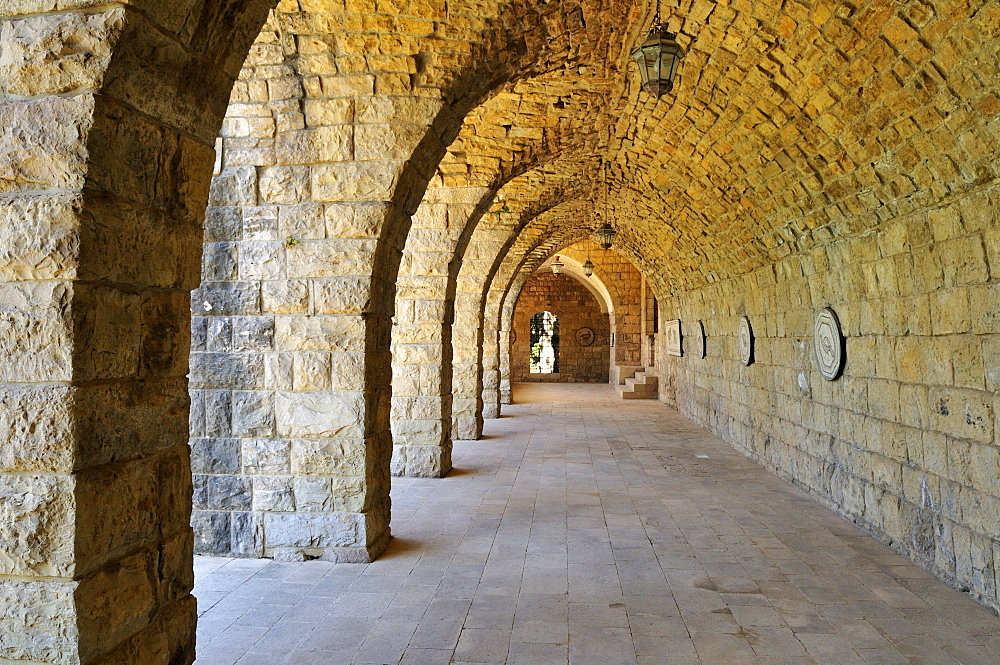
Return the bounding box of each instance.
[529,311,560,373]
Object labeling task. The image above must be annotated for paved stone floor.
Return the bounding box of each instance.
[193,383,1000,665]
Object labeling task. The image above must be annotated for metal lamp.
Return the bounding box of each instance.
[551,256,564,274]
[596,223,617,250]
[582,259,595,277]
[631,19,685,98]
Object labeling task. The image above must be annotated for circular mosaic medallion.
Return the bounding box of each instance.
[693,320,706,359]
[575,327,595,347]
[738,316,753,366]
[814,307,844,380]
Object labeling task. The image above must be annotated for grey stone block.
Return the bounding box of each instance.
[193,281,260,317]
[242,438,291,474]
[208,475,252,510]
[203,241,238,281]
[192,474,209,510]
[231,316,275,352]
[204,206,243,242]
[190,353,265,390]
[252,475,294,512]
[204,390,232,437]
[231,390,275,437]
[192,510,230,555]
[191,317,208,352]
[231,511,264,557]
[206,317,234,352]
[189,390,205,438]
[190,438,240,474]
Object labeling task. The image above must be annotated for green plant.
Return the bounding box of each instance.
[285,236,300,248]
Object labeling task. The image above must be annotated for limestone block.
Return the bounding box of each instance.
[0,9,124,96]
[289,438,365,475]
[0,578,76,664]
[325,202,390,238]
[230,316,275,353]
[294,476,334,512]
[263,512,362,550]
[230,512,264,558]
[313,277,372,314]
[276,126,353,165]
[190,439,240,474]
[0,473,74,577]
[311,161,399,202]
[293,352,332,391]
[208,167,257,207]
[0,281,72,383]
[189,352,265,390]
[194,281,260,317]
[238,240,284,280]
[259,166,310,204]
[286,237,377,278]
[74,284,142,381]
[205,206,243,242]
[252,476,294,511]
[0,192,80,281]
[206,317,233,352]
[204,390,232,438]
[242,206,279,241]
[76,548,159,664]
[355,123,426,161]
[206,475,251,511]
[202,242,238,281]
[279,203,325,240]
[303,98,353,126]
[276,391,364,439]
[331,352,367,391]
[0,384,74,473]
[242,438,291,475]
[275,315,365,352]
[262,279,310,314]
[0,95,91,194]
[264,352,294,390]
[231,390,275,437]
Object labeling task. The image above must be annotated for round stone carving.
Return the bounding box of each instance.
[738,316,753,366]
[814,307,844,380]
[575,327,595,347]
[693,320,706,359]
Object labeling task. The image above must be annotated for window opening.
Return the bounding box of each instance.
[530,311,560,373]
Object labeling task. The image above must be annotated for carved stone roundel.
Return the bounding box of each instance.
[814,307,844,380]
[738,316,753,366]
[694,320,706,359]
[575,327,595,347]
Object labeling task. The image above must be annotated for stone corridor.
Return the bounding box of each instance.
[191,384,1000,665]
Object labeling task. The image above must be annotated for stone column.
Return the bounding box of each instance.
[188,8,466,558]
[390,188,489,476]
[0,3,269,663]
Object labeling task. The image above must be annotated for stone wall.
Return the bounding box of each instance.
[511,272,610,383]
[657,183,1000,612]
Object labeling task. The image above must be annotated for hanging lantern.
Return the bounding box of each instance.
[582,259,595,277]
[551,256,564,274]
[596,223,617,250]
[631,23,685,98]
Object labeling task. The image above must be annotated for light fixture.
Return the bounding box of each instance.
[551,256,564,274]
[630,3,685,99]
[595,159,617,250]
[582,259,594,277]
[596,223,617,250]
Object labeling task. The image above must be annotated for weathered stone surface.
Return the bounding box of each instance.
[0,193,80,281]
[0,95,92,193]
[0,579,76,665]
[0,384,75,473]
[0,281,72,383]
[0,474,74,577]
[0,9,124,96]
[263,512,362,550]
